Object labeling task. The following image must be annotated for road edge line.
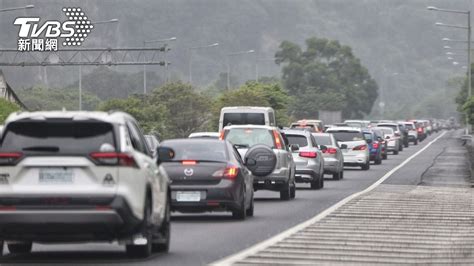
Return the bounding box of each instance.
[210,131,447,266]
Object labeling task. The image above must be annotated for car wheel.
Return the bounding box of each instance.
[280,181,291,200]
[361,161,370,170]
[404,142,409,148]
[126,199,152,258]
[393,150,399,155]
[375,155,382,165]
[340,171,344,179]
[152,200,171,253]
[246,192,254,216]
[7,242,32,254]
[399,144,403,151]
[232,190,247,220]
[414,139,418,145]
[290,181,296,199]
[310,175,322,190]
[382,152,388,160]
[332,171,341,180]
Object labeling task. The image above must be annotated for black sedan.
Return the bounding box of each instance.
[159,139,254,220]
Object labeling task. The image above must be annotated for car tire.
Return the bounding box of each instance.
[7,242,32,254]
[310,175,322,190]
[280,182,291,200]
[399,144,403,151]
[382,152,388,160]
[375,155,382,165]
[0,240,3,256]
[361,161,370,170]
[232,190,247,220]
[340,171,344,179]
[393,150,399,155]
[126,199,152,258]
[414,139,418,145]
[246,193,254,217]
[290,181,296,199]
[333,171,341,180]
[152,200,171,253]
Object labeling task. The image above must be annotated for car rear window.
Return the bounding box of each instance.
[312,135,332,145]
[162,140,228,162]
[404,124,414,130]
[223,113,265,127]
[0,120,116,155]
[286,135,308,147]
[329,131,364,142]
[378,124,397,131]
[225,128,274,148]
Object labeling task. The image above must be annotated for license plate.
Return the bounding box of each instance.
[39,168,74,184]
[176,191,201,202]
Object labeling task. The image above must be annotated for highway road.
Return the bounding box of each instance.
[0,130,449,265]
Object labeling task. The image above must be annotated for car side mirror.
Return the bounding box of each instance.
[156,147,175,165]
[366,139,373,144]
[289,144,300,152]
[319,145,328,152]
[340,144,348,149]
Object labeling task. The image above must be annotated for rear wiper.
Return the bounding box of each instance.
[22,146,60,152]
[234,144,249,149]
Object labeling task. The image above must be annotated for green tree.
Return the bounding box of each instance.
[17,87,101,111]
[0,99,20,123]
[275,37,378,119]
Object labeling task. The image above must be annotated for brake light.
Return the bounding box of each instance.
[323,148,337,154]
[213,164,239,180]
[182,160,197,165]
[299,151,317,158]
[373,142,379,149]
[417,128,423,133]
[0,152,23,166]
[89,152,138,168]
[353,145,367,151]
[219,130,225,140]
[273,130,283,149]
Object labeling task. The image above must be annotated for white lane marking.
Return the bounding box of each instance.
[211,131,447,266]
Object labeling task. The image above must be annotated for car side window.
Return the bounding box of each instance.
[310,135,318,148]
[268,112,275,126]
[126,121,147,155]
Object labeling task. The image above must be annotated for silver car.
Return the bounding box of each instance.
[374,126,400,155]
[326,127,370,170]
[282,129,324,189]
[312,133,344,180]
[222,125,296,200]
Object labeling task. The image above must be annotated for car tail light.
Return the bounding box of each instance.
[213,164,239,180]
[373,142,379,149]
[417,128,423,133]
[299,151,317,158]
[0,152,23,166]
[353,145,367,151]
[219,130,225,140]
[89,152,138,168]
[273,130,283,149]
[323,148,337,154]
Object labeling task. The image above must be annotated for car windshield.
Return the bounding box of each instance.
[225,128,274,148]
[0,121,116,155]
[313,135,332,145]
[286,135,308,147]
[329,131,364,142]
[162,140,228,162]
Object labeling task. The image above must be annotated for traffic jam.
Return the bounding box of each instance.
[0,107,454,258]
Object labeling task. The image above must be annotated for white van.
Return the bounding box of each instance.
[219,106,276,131]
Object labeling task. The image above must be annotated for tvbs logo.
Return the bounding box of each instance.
[14,7,93,52]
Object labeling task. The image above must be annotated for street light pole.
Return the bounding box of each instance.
[226,49,255,90]
[188,42,219,84]
[429,6,472,133]
[78,18,119,110]
[0,4,34,13]
[143,37,176,91]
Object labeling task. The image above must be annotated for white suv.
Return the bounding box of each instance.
[0,111,170,258]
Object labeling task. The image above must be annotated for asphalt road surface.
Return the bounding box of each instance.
[0,130,449,265]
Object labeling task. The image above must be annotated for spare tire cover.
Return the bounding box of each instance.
[244,144,277,177]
